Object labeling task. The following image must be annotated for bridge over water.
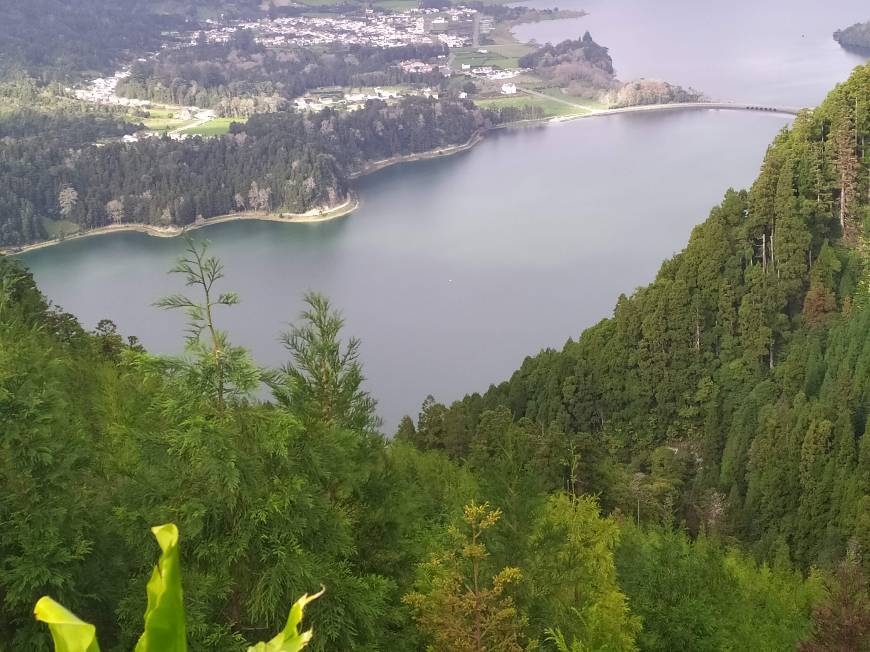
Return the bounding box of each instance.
[513,85,804,121]
[591,101,804,118]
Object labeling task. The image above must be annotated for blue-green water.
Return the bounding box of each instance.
[20,1,870,429]
[22,111,791,429]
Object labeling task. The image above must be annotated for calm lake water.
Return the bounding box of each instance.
[21,2,869,430]
[513,0,869,107]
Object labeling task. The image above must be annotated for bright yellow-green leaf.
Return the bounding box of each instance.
[134,523,187,652]
[247,588,324,652]
[34,596,101,652]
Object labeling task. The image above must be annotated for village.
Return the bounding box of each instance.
[64,0,590,146]
[194,8,476,50]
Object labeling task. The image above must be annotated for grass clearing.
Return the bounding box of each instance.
[453,47,529,70]
[182,117,245,137]
[475,93,589,118]
[140,117,194,131]
[125,104,196,132]
[538,87,608,109]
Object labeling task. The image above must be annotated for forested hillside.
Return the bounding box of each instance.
[835,21,870,52]
[402,64,870,572]
[0,0,181,80]
[2,52,870,652]
[0,96,491,248]
[1,237,846,652]
[0,0,272,81]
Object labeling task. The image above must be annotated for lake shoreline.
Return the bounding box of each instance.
[6,133,495,256]
[5,103,796,257]
[5,195,360,256]
[348,131,486,179]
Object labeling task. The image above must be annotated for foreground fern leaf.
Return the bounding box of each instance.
[33,597,101,652]
[135,523,186,652]
[34,524,321,651]
[247,588,324,652]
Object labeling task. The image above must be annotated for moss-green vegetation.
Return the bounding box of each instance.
[125,105,198,132]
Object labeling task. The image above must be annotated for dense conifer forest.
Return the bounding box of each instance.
[0,0,183,81]
[0,96,492,247]
[401,65,870,572]
[2,46,870,652]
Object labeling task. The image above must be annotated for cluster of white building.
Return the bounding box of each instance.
[191,7,477,50]
[292,85,440,113]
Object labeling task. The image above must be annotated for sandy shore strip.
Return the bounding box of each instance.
[349,131,485,179]
[4,195,359,256]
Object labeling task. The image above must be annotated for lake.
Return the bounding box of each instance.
[21,1,868,431]
[513,0,868,107]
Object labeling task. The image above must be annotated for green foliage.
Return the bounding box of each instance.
[156,237,261,409]
[525,494,639,651]
[135,525,186,652]
[33,524,322,652]
[0,96,495,248]
[33,598,100,652]
[246,590,324,652]
[402,62,870,571]
[403,502,529,652]
[7,63,870,652]
[118,41,448,114]
[615,526,821,651]
[271,292,379,432]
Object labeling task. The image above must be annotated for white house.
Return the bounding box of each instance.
[501,83,517,95]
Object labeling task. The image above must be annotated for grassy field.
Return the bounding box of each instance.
[538,87,609,110]
[475,93,590,118]
[126,105,195,132]
[140,117,194,131]
[181,117,244,137]
[452,44,533,71]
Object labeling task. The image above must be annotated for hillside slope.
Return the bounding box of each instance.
[403,63,870,570]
